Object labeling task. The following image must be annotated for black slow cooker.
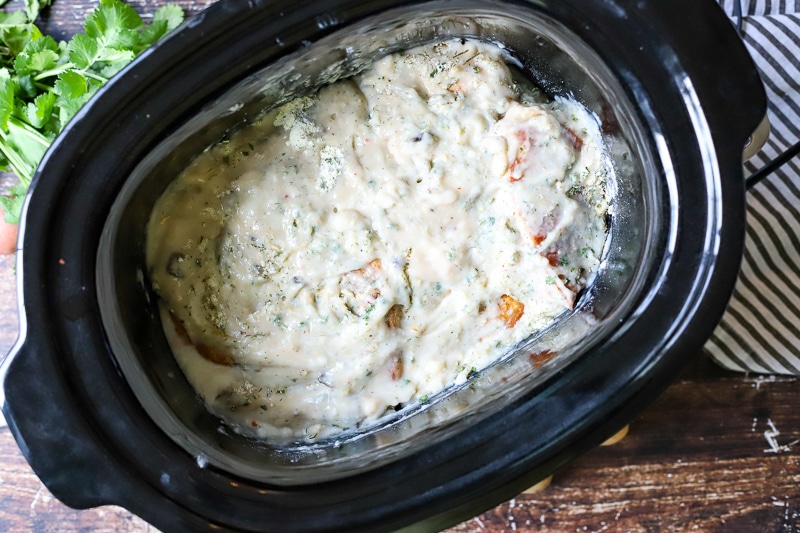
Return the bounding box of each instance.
[0,0,765,531]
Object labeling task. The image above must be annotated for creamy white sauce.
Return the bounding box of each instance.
[146,39,611,441]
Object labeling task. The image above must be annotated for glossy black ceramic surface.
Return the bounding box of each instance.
[1,0,765,531]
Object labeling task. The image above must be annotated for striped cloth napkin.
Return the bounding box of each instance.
[705,0,800,374]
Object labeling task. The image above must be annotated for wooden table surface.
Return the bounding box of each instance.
[1,1,799,531]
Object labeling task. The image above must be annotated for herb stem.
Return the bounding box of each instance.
[33,63,74,81]
[7,117,52,148]
[80,70,110,83]
[0,137,33,185]
[33,81,55,93]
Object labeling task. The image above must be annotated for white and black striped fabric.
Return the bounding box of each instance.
[705,0,800,374]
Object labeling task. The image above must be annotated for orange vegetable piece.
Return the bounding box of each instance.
[498,294,524,328]
[169,312,235,366]
[529,349,556,368]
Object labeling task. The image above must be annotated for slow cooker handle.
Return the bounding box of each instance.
[0,335,126,510]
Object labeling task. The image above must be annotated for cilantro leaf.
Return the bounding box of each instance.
[55,91,92,125]
[0,11,29,27]
[54,70,97,125]
[25,91,55,129]
[137,4,183,49]
[67,32,100,71]
[96,46,134,63]
[1,19,42,57]
[24,0,53,22]
[96,49,135,78]
[84,0,142,50]
[14,45,60,76]
[53,69,87,99]
[136,19,167,50]
[154,4,184,31]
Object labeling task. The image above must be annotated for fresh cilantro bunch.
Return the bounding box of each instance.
[0,0,184,224]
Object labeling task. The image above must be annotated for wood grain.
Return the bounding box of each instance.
[12,0,216,41]
[447,372,800,533]
[0,355,799,532]
[2,0,800,532]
